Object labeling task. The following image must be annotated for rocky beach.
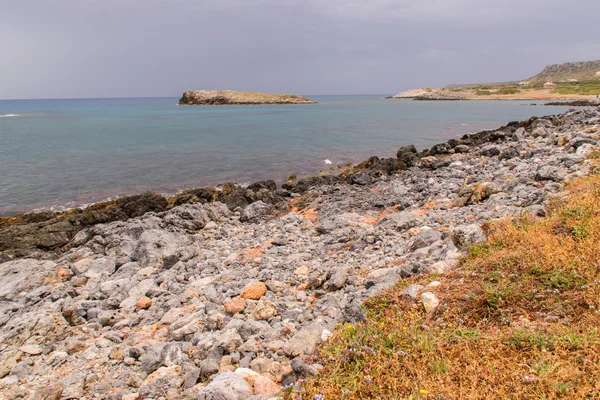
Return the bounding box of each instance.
[0,107,599,400]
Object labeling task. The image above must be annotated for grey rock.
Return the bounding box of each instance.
[240,201,273,223]
[197,372,252,400]
[0,259,57,300]
[453,224,486,247]
[141,343,167,374]
[291,357,319,376]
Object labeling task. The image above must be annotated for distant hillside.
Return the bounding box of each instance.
[527,60,600,83]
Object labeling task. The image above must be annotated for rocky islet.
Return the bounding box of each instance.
[0,107,599,399]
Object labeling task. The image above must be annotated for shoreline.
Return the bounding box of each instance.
[1,107,599,399]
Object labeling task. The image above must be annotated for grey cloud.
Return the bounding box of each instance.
[1,0,599,98]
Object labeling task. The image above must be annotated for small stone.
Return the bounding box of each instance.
[250,300,278,320]
[20,344,43,355]
[240,282,268,300]
[253,375,280,397]
[30,384,64,400]
[425,281,442,289]
[136,267,155,276]
[224,297,247,314]
[204,221,219,230]
[294,266,309,275]
[136,295,153,310]
[404,284,424,299]
[421,292,440,312]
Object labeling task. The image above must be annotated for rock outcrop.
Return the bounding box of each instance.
[178,90,315,105]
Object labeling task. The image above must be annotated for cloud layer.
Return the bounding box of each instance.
[1,0,599,98]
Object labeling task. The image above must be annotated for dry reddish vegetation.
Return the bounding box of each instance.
[289,162,600,399]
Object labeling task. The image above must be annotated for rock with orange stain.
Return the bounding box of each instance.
[245,246,264,259]
[253,375,280,397]
[136,296,153,311]
[224,297,246,314]
[56,266,72,281]
[240,282,267,300]
[294,266,309,275]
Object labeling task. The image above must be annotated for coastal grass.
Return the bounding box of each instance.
[289,159,600,399]
[551,83,600,96]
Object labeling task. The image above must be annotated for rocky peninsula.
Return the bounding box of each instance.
[178,90,315,105]
[390,60,600,102]
[0,107,599,399]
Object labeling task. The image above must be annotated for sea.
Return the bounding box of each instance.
[0,96,574,215]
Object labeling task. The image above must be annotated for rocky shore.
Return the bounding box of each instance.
[0,107,599,400]
[178,90,315,105]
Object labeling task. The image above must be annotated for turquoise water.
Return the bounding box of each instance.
[0,96,571,214]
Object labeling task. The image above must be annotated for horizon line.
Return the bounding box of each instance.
[0,93,396,101]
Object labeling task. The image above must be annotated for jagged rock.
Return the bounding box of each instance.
[240,201,273,223]
[453,182,502,207]
[249,301,278,321]
[396,144,419,166]
[30,384,64,400]
[240,282,267,300]
[452,224,486,247]
[0,259,57,300]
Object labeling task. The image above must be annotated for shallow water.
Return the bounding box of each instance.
[0,96,572,214]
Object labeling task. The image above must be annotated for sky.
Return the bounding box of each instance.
[1,0,599,99]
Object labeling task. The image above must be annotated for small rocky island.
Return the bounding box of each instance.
[178,90,315,105]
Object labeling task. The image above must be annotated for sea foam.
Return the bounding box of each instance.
[0,114,19,118]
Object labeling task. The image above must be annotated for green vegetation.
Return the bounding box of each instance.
[551,82,600,95]
[495,87,521,95]
[291,155,600,399]
[475,90,492,96]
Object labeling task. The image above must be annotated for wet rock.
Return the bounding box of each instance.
[396,144,418,167]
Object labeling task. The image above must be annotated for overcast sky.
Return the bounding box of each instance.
[1,0,599,99]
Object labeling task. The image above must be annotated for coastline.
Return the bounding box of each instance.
[0,107,599,399]
[390,87,600,102]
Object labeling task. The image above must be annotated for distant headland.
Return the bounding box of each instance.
[389,60,600,102]
[178,90,315,105]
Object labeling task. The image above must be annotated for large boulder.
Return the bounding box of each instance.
[0,259,57,300]
[396,144,419,167]
[196,372,252,400]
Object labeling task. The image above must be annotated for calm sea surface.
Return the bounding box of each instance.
[0,96,572,214]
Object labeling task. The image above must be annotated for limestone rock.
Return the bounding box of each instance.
[421,292,440,312]
[250,301,278,321]
[197,372,252,400]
